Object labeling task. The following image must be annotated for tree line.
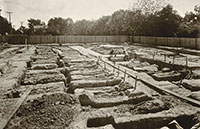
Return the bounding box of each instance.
[1,0,200,38]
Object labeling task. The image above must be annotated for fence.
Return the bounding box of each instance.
[1,35,200,50]
[28,35,130,44]
[131,36,200,49]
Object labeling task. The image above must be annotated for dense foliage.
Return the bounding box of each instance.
[1,0,200,37]
[0,16,11,35]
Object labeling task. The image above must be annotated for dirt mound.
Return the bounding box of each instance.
[132,99,170,114]
[6,93,78,129]
[116,99,170,115]
[92,45,125,55]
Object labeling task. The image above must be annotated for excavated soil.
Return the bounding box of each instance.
[6,93,78,129]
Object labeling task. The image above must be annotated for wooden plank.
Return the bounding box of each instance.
[140,79,200,106]
[0,88,32,129]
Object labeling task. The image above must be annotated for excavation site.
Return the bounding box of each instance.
[0,36,200,129]
[1,1,200,128]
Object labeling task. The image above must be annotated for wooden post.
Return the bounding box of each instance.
[164,54,166,62]
[173,56,175,64]
[117,66,120,77]
[123,70,126,82]
[186,56,188,67]
[97,56,100,64]
[25,37,28,49]
[134,76,138,90]
[153,53,155,60]
[113,62,115,72]
[134,53,136,60]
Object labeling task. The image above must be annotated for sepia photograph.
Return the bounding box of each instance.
[0,0,200,129]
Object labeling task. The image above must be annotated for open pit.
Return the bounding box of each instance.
[0,42,200,129]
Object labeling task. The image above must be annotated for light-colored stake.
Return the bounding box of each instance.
[123,70,126,82]
[134,76,138,90]
[97,56,100,64]
[186,57,188,67]
[113,62,115,72]
[25,38,28,49]
[173,56,175,64]
[164,54,166,62]
[134,53,136,60]
[117,66,120,76]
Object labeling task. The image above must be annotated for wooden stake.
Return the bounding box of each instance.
[25,38,28,49]
[134,53,136,60]
[97,56,100,64]
[153,54,155,60]
[186,57,188,67]
[113,62,115,72]
[134,76,138,90]
[117,66,120,77]
[173,56,175,64]
[164,54,166,62]
[123,70,126,82]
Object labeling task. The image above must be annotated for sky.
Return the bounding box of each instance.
[0,0,200,28]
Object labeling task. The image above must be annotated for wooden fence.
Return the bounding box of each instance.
[131,36,200,49]
[1,35,200,50]
[28,35,130,44]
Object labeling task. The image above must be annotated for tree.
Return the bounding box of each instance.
[27,18,46,35]
[151,4,181,37]
[15,26,29,35]
[106,10,132,35]
[47,17,73,35]
[127,10,149,35]
[132,0,168,15]
[194,5,200,15]
[95,10,144,35]
[177,5,200,37]
[72,19,95,35]
[0,16,11,35]
[91,16,111,35]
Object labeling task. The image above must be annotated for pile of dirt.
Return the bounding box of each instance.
[115,99,170,115]
[92,45,125,55]
[35,47,55,55]
[22,70,66,85]
[189,91,200,101]
[110,82,133,96]
[122,60,159,73]
[6,93,78,129]
[182,79,200,91]
[131,99,170,114]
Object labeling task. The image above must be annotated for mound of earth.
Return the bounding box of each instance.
[6,93,79,129]
[92,45,125,55]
